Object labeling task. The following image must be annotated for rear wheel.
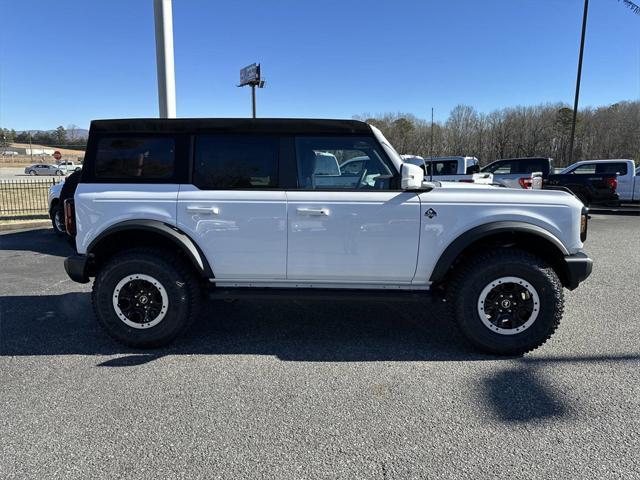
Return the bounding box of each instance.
[55,170,64,176]
[92,248,202,348]
[447,249,563,355]
[50,204,66,236]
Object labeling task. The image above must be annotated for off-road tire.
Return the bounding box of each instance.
[92,248,202,348]
[447,249,563,355]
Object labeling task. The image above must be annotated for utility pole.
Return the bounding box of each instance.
[568,0,589,164]
[251,84,257,118]
[153,0,177,118]
[29,132,33,163]
[430,107,434,159]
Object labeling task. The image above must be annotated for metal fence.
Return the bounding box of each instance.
[0,178,62,219]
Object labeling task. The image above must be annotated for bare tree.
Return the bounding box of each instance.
[356,100,639,166]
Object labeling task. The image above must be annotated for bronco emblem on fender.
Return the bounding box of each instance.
[425,208,437,219]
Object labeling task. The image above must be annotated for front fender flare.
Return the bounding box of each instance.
[429,221,569,284]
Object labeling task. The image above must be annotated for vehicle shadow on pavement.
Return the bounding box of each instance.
[2,291,637,424]
[0,291,478,362]
[0,228,74,258]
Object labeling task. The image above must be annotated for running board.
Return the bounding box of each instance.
[206,287,438,303]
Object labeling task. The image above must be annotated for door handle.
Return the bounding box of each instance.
[186,206,220,215]
[297,208,330,216]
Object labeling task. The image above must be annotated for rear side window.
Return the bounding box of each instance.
[516,159,548,174]
[426,160,458,176]
[95,137,174,179]
[596,163,627,175]
[194,135,279,189]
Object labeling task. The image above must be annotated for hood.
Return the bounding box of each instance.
[431,182,582,207]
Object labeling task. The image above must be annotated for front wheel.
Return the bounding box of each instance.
[28,170,36,176]
[92,248,202,348]
[55,170,64,176]
[447,249,564,355]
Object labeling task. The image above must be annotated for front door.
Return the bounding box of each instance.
[286,136,421,285]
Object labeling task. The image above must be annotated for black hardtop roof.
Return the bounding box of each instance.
[89,118,372,135]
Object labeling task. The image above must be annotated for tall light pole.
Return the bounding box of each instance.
[568,0,589,164]
[153,0,177,118]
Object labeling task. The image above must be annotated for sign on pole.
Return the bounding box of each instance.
[53,151,62,161]
[239,63,260,87]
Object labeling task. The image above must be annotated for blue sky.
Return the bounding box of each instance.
[1,0,638,130]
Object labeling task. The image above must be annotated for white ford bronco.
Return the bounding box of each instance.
[63,118,592,355]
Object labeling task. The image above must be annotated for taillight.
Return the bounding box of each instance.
[606,177,617,192]
[518,177,532,189]
[64,199,76,236]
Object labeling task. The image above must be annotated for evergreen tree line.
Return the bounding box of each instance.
[357,100,639,167]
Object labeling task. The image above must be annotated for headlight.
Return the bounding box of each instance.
[580,207,589,242]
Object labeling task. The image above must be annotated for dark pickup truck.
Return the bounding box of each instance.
[480,157,619,206]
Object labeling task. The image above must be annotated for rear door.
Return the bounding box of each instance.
[286,136,420,285]
[177,134,287,281]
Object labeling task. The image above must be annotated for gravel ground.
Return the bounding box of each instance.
[1,215,639,479]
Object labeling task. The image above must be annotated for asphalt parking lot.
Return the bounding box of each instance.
[1,215,639,479]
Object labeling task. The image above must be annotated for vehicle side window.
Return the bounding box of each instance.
[194,135,278,189]
[569,164,596,175]
[95,137,174,179]
[486,161,513,174]
[426,161,458,176]
[595,163,627,175]
[295,137,394,190]
[515,160,546,174]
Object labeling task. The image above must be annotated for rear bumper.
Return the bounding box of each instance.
[564,252,593,290]
[64,254,90,284]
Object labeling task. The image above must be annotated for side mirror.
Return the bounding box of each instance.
[401,162,424,190]
[466,164,480,174]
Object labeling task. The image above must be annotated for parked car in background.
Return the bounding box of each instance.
[1,150,19,156]
[57,161,82,173]
[24,164,64,176]
[481,157,619,206]
[481,157,552,188]
[48,181,65,235]
[559,159,639,203]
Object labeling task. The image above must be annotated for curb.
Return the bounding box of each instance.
[0,220,51,232]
